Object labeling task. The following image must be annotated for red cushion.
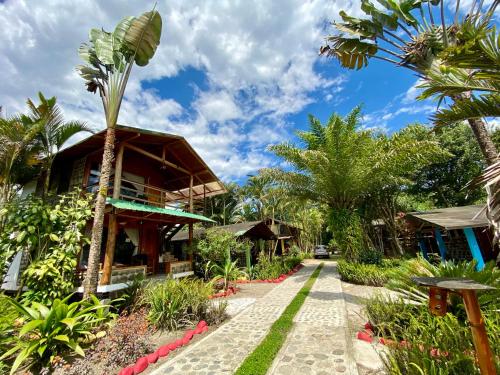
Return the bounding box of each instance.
[119,367,134,375]
[133,357,149,374]
[167,343,177,351]
[181,336,190,345]
[158,346,170,357]
[197,320,207,328]
[356,331,373,343]
[147,352,159,363]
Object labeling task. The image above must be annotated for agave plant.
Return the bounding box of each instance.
[77,8,162,297]
[0,295,111,374]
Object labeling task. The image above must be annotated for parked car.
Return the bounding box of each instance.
[314,245,329,259]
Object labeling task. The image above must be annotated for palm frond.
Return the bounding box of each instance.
[432,93,500,127]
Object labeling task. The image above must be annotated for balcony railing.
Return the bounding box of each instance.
[86,176,192,210]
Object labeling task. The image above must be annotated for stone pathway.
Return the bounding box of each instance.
[268,261,358,375]
[149,263,318,375]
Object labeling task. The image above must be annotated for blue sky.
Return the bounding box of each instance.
[0,0,452,183]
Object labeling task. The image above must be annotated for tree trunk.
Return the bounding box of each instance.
[82,126,115,298]
[467,117,499,166]
[42,161,53,198]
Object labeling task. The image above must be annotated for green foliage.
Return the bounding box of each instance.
[211,257,244,291]
[265,108,443,259]
[0,295,112,374]
[235,263,323,375]
[254,253,302,280]
[358,248,383,265]
[386,257,500,310]
[366,256,500,374]
[0,115,43,205]
[329,209,364,262]
[113,273,145,314]
[0,295,18,373]
[367,296,498,375]
[197,229,249,266]
[337,260,389,287]
[409,123,489,207]
[0,190,93,304]
[143,278,215,331]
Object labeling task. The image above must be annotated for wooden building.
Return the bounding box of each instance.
[406,205,498,269]
[37,125,225,290]
[262,218,300,255]
[170,221,276,265]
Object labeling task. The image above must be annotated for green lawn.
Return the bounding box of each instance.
[234,262,324,375]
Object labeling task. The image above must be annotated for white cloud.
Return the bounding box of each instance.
[0,0,353,180]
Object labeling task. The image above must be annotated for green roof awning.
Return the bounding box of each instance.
[106,198,214,223]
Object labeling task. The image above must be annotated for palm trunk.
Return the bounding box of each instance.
[467,117,499,166]
[42,161,53,198]
[452,93,499,165]
[82,126,115,298]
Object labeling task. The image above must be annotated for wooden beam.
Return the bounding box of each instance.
[124,142,191,175]
[100,213,118,285]
[101,144,126,286]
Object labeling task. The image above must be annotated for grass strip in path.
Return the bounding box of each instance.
[234,263,324,375]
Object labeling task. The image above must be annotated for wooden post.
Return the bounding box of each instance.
[100,144,124,285]
[462,290,496,375]
[188,175,194,260]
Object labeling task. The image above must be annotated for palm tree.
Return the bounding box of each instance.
[77,9,162,297]
[0,116,42,206]
[420,20,500,250]
[25,92,91,197]
[264,107,444,259]
[320,0,499,166]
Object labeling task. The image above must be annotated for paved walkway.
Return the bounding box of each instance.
[268,262,358,375]
[150,263,318,375]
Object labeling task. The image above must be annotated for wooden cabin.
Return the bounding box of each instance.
[262,218,300,255]
[406,205,498,269]
[32,125,225,290]
[170,221,276,265]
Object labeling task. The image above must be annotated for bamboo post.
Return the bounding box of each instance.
[462,290,496,375]
[100,144,124,285]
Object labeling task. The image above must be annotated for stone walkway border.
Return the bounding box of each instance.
[149,262,318,375]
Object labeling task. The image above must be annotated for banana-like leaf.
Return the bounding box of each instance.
[113,16,134,46]
[122,10,162,66]
[361,0,399,30]
[321,36,378,69]
[94,31,116,65]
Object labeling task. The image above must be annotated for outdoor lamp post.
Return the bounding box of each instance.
[412,277,497,375]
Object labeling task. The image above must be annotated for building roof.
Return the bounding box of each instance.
[56,124,225,196]
[107,198,215,224]
[171,220,276,241]
[406,205,488,230]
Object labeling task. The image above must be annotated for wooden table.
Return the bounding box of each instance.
[413,277,496,375]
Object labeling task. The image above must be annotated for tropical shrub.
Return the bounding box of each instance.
[211,257,244,291]
[113,274,145,314]
[197,229,252,279]
[358,248,383,265]
[0,295,112,374]
[368,296,499,374]
[386,257,500,311]
[143,278,214,331]
[0,190,93,304]
[0,295,18,373]
[254,253,302,280]
[337,260,389,287]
